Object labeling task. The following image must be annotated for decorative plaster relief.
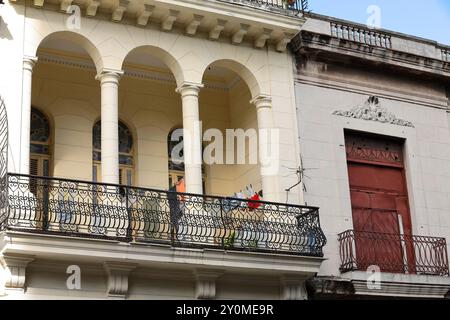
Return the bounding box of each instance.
[333,96,414,127]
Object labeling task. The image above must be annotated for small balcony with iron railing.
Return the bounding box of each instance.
[338,230,449,276]
[0,173,326,257]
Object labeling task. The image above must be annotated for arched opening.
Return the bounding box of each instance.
[200,59,262,100]
[33,31,99,181]
[120,46,185,190]
[35,31,103,73]
[201,61,262,198]
[29,107,52,177]
[92,120,134,185]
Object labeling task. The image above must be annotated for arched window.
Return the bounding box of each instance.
[30,107,51,177]
[167,128,184,188]
[167,128,206,191]
[92,120,134,185]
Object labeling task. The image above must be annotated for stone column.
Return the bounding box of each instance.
[19,56,38,175]
[251,95,280,202]
[176,82,204,194]
[96,69,123,184]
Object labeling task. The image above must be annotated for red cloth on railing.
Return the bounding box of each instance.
[247,193,261,210]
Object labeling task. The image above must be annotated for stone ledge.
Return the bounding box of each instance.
[0,231,324,277]
[342,271,450,299]
[292,31,450,80]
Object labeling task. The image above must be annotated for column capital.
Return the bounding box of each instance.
[95,68,124,84]
[176,82,204,97]
[250,95,272,109]
[23,56,38,72]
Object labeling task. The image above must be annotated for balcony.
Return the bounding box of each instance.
[0,173,326,257]
[338,230,449,276]
[219,0,306,14]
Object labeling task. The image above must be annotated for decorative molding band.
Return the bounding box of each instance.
[345,131,404,166]
[38,54,95,70]
[333,96,414,127]
[293,32,450,77]
[351,279,450,299]
[37,54,233,92]
[295,73,448,110]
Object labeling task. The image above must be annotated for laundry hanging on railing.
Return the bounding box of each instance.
[222,184,262,213]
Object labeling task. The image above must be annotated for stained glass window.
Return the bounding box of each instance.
[30,107,50,155]
[93,120,133,165]
[168,128,184,171]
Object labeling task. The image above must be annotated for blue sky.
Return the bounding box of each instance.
[308,0,450,45]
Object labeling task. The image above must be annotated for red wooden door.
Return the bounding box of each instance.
[349,189,404,272]
[346,133,413,273]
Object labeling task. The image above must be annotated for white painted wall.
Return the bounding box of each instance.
[295,60,450,277]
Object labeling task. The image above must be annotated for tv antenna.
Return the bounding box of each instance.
[283,156,318,203]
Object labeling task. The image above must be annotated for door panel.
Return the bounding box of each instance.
[348,163,405,193]
[350,189,404,272]
[371,207,404,273]
[348,158,411,273]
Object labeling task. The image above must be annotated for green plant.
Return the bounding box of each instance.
[248,239,258,248]
[224,231,236,248]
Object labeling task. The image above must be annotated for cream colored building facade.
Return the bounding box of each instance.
[2,1,450,301]
[0,0,326,299]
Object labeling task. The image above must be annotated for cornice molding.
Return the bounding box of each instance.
[292,31,450,80]
[13,0,304,52]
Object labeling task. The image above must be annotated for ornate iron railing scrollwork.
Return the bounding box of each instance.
[5,173,326,256]
[0,96,8,231]
[219,0,306,14]
[338,229,449,276]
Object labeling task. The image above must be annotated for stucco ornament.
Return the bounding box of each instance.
[333,96,414,127]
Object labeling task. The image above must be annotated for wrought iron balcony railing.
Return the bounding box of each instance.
[339,230,449,276]
[0,173,326,257]
[219,0,307,14]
